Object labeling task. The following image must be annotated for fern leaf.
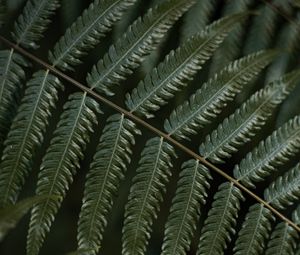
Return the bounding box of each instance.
[264,163,300,210]
[87,0,196,96]
[77,113,140,255]
[0,70,63,208]
[209,0,253,75]
[265,222,298,255]
[0,49,28,147]
[197,182,244,255]
[233,204,275,255]
[161,159,211,255]
[200,69,300,163]
[26,92,100,255]
[125,13,247,119]
[11,0,59,49]
[164,50,277,140]
[181,0,216,40]
[122,137,176,255]
[234,115,300,188]
[49,0,136,71]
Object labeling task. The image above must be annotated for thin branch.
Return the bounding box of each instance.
[0,34,299,233]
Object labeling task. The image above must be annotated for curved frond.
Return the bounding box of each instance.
[49,0,136,70]
[197,182,244,255]
[27,92,100,255]
[122,137,176,255]
[234,115,300,188]
[161,160,211,255]
[0,49,27,147]
[233,204,275,255]
[0,70,63,208]
[126,13,247,119]
[200,69,300,163]
[11,0,59,49]
[77,113,140,255]
[265,163,300,210]
[181,0,216,40]
[164,50,277,140]
[0,195,52,242]
[265,222,298,255]
[87,0,195,96]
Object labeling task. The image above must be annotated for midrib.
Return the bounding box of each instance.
[0,49,14,103]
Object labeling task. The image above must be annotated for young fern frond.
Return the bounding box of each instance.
[265,222,298,255]
[164,50,277,140]
[200,69,300,163]
[0,50,27,147]
[264,163,300,210]
[49,0,136,71]
[233,204,275,255]
[87,0,195,96]
[181,0,216,40]
[161,160,211,255]
[234,115,300,188]
[12,0,59,49]
[77,113,140,255]
[122,137,176,255]
[0,71,63,208]
[197,182,245,255]
[27,92,100,255]
[126,13,247,119]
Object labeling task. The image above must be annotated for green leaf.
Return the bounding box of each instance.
[12,0,60,49]
[265,163,300,210]
[26,92,100,255]
[77,113,140,255]
[161,160,211,255]
[122,137,176,255]
[126,12,248,119]
[200,69,300,163]
[197,182,244,255]
[164,50,277,140]
[234,115,300,188]
[87,0,196,96]
[0,70,63,208]
[49,0,137,70]
[0,49,27,148]
[233,204,275,255]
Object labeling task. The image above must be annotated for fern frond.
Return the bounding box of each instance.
[49,0,136,71]
[208,0,253,75]
[264,163,300,210]
[77,113,140,255]
[234,115,300,188]
[181,0,216,40]
[164,50,277,140]
[233,204,275,255]
[0,195,53,241]
[126,13,247,119]
[122,137,176,255]
[161,160,211,255]
[0,49,28,147]
[197,182,244,255]
[26,92,100,255]
[12,0,59,49]
[265,222,298,255]
[87,0,195,96]
[0,70,63,208]
[200,69,300,163]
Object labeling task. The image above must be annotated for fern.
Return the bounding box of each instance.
[86,0,195,96]
[122,137,176,255]
[49,0,137,71]
[77,113,140,254]
[27,92,100,255]
[164,50,277,140]
[161,160,211,255]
